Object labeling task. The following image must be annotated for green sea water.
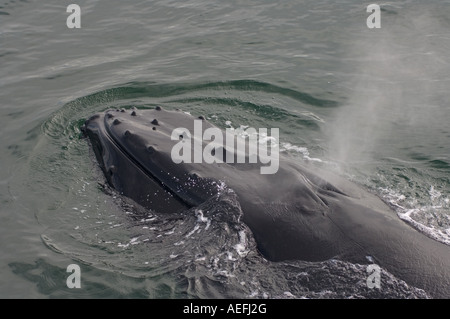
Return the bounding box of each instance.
[0,0,449,298]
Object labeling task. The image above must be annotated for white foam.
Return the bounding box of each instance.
[365,256,375,263]
[226,251,236,261]
[258,135,278,146]
[196,209,208,222]
[195,209,211,230]
[186,224,200,238]
[380,186,450,246]
[429,185,441,201]
[280,143,323,162]
[234,230,249,256]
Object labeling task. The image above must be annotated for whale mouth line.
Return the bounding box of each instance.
[102,113,196,209]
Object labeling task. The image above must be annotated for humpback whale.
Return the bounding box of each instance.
[82,107,450,298]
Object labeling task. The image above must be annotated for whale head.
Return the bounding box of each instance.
[81,107,266,212]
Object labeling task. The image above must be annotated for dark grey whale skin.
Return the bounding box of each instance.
[82,107,450,298]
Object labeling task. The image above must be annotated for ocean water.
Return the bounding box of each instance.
[0,0,449,298]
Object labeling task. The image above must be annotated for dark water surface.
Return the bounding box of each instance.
[1,0,449,298]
